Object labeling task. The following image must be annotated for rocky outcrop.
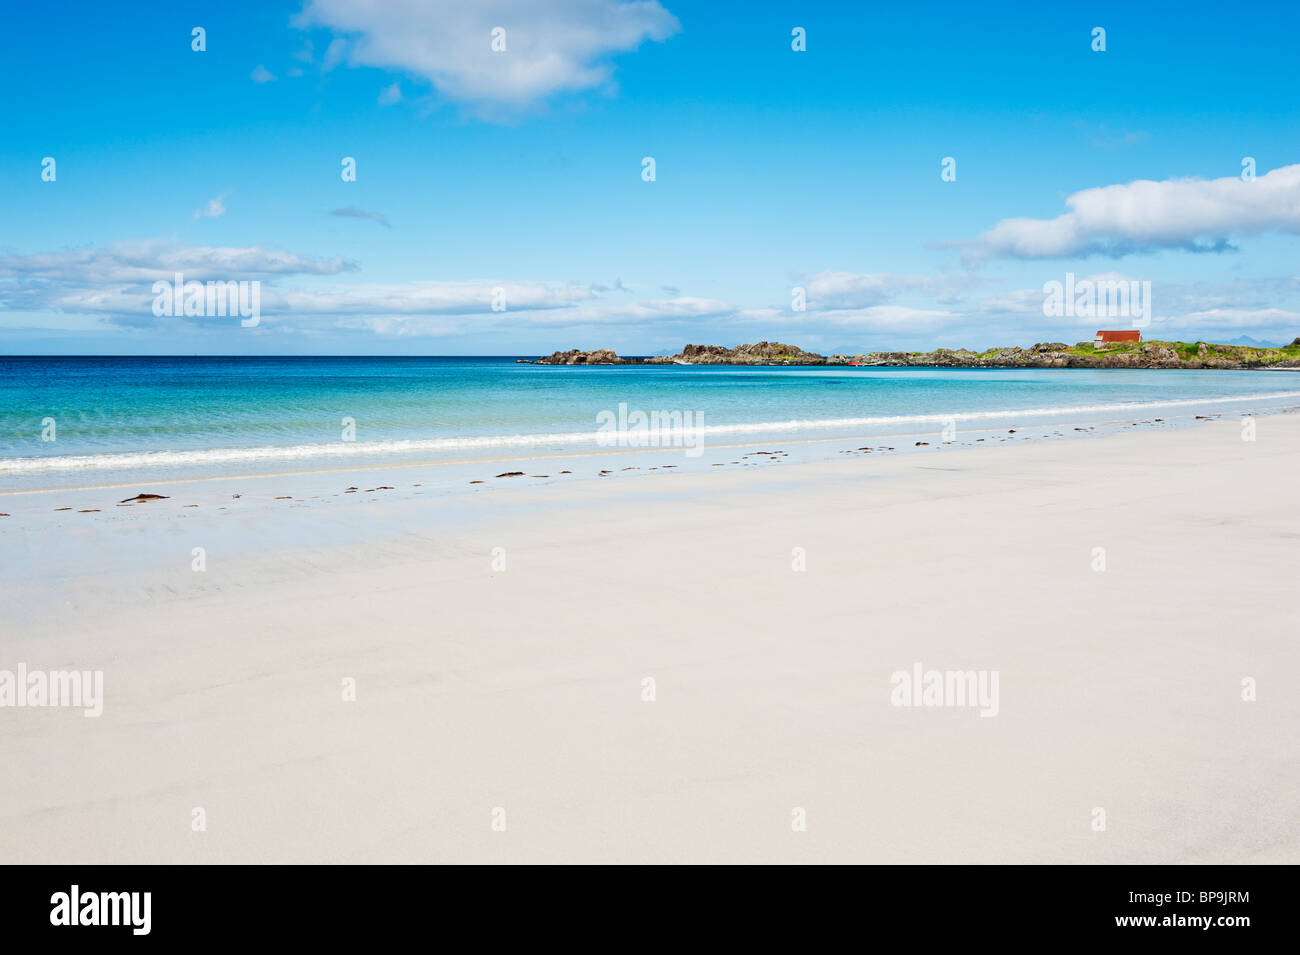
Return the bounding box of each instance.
[647,341,827,365]
[828,340,1300,370]
[525,341,827,365]
[525,338,1300,369]
[528,348,633,365]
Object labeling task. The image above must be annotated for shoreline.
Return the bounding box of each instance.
[0,404,1285,509]
[4,387,1298,496]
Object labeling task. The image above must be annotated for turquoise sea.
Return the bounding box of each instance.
[2,356,1298,490]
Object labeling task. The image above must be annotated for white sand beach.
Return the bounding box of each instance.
[1,414,1296,864]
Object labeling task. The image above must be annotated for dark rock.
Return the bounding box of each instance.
[649,341,827,365]
[533,348,634,365]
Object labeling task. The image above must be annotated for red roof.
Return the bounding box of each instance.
[1095,330,1142,342]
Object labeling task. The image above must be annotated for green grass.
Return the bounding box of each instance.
[1059,339,1300,364]
[870,338,1300,365]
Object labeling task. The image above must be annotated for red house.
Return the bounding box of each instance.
[1094,329,1141,344]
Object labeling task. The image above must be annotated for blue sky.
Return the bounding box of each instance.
[3,0,1300,355]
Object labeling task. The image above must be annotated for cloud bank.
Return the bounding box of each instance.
[965,164,1300,262]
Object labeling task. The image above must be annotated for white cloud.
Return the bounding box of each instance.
[0,241,353,319]
[295,0,680,109]
[801,271,901,308]
[1156,308,1300,330]
[280,281,597,316]
[251,64,277,83]
[264,289,730,336]
[329,292,731,328]
[808,306,956,329]
[334,294,733,334]
[965,163,1300,262]
[799,270,976,309]
[192,195,228,221]
[964,273,1300,343]
[0,242,725,334]
[0,241,351,284]
[975,272,1154,323]
[578,296,731,321]
[321,37,347,71]
[972,287,1047,317]
[8,238,1296,344]
[378,81,402,105]
[736,292,957,331]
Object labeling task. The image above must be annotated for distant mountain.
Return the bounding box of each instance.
[1224,335,1281,347]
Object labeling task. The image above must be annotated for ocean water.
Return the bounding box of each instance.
[2,356,1297,490]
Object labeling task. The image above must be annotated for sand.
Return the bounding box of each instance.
[1,414,1296,863]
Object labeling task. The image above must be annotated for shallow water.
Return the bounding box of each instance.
[2,356,1296,490]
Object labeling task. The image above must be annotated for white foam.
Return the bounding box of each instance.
[3,391,1297,474]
